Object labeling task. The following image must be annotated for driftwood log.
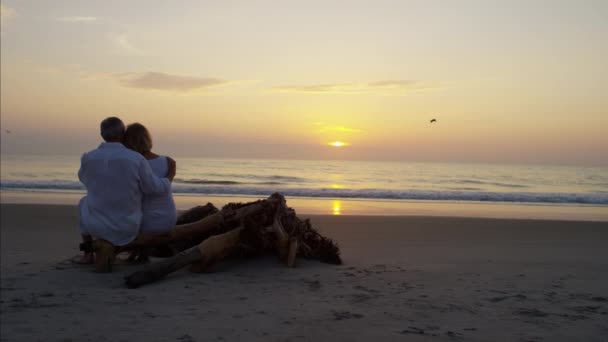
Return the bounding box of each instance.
[114,193,341,288]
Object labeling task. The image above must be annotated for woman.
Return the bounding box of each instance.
[123,123,177,235]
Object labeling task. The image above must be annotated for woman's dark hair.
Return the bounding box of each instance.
[123,123,153,154]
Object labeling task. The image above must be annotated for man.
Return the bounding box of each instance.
[77,117,176,265]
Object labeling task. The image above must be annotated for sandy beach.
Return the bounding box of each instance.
[1,203,607,341]
[3,1,608,340]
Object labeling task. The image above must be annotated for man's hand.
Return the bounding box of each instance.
[166,157,176,182]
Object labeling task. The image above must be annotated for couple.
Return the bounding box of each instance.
[77,117,177,264]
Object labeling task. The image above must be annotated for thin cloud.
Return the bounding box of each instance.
[273,80,442,94]
[273,83,363,94]
[319,126,365,134]
[368,80,442,90]
[368,80,418,87]
[56,16,98,22]
[115,72,229,92]
[108,34,147,56]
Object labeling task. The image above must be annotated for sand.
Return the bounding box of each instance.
[1,203,607,341]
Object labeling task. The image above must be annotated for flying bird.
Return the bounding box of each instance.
[430,119,437,123]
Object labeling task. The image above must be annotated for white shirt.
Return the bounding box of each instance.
[78,142,171,246]
[140,156,177,235]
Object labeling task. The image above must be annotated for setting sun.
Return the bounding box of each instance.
[328,141,349,147]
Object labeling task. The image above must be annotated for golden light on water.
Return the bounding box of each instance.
[332,200,342,215]
[331,184,342,189]
[328,141,349,147]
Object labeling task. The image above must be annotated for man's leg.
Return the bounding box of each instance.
[76,197,95,264]
[94,239,116,273]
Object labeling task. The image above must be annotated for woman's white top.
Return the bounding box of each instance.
[140,156,177,235]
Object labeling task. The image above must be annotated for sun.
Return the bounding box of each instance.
[328,141,349,147]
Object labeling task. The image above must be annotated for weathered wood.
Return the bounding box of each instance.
[124,227,245,288]
[286,238,298,267]
[118,195,278,258]
[125,246,202,288]
[168,194,280,244]
[189,226,245,272]
[176,203,219,225]
[271,200,291,264]
[120,193,342,287]
[168,212,225,243]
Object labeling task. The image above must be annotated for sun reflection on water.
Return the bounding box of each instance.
[332,200,342,215]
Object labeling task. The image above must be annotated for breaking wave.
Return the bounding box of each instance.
[1,180,607,205]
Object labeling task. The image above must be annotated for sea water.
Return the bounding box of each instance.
[1,154,607,206]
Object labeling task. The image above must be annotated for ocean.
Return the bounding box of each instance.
[1,154,607,206]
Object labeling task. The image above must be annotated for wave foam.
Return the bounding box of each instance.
[2,180,607,205]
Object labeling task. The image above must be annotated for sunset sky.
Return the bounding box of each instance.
[1,0,607,164]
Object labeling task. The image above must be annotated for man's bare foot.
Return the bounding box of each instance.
[71,253,94,264]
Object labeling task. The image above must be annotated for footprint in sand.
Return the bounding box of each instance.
[400,327,425,335]
[350,293,373,304]
[302,279,321,292]
[570,305,601,314]
[143,312,158,318]
[332,310,364,320]
[446,330,464,339]
[353,285,379,294]
[177,334,196,342]
[514,308,549,317]
[400,326,441,337]
[488,294,527,303]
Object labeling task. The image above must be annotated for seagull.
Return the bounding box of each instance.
[430,119,437,123]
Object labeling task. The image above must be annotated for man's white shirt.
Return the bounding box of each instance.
[78,142,171,246]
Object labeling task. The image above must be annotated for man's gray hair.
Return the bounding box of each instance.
[100,117,126,142]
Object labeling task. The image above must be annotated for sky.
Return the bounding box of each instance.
[1,0,607,164]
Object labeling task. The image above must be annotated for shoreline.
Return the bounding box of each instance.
[2,190,607,222]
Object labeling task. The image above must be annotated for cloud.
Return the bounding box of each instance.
[319,126,364,133]
[1,4,15,27]
[368,80,442,90]
[312,123,365,135]
[273,83,363,94]
[273,80,442,94]
[56,16,98,22]
[108,34,147,56]
[114,72,229,92]
[368,80,418,87]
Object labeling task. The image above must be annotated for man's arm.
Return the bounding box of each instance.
[138,158,174,195]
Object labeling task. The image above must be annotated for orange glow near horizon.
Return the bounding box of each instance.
[328,141,349,147]
[0,2,606,164]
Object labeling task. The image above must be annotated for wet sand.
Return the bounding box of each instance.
[1,203,607,341]
[3,190,608,221]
